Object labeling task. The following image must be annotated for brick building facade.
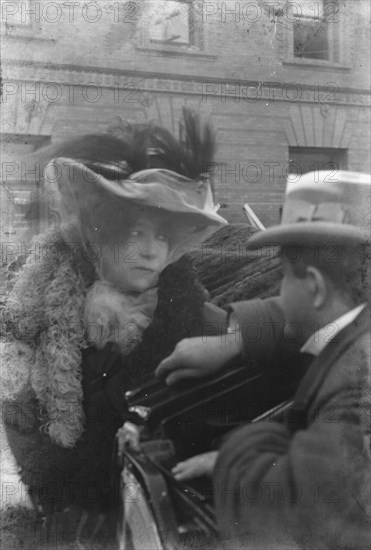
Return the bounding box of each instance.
[1,0,370,227]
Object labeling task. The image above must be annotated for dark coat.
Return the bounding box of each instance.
[214,304,371,549]
[2,256,225,514]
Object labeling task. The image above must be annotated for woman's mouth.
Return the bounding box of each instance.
[133,267,156,274]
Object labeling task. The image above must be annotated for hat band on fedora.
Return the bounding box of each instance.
[283,200,354,226]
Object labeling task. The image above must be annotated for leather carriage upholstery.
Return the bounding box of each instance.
[116,359,309,549]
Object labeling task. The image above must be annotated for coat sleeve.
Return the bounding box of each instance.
[201,301,228,332]
[213,348,371,549]
[228,296,302,366]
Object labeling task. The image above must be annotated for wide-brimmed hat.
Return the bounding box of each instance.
[44,158,227,259]
[248,170,371,248]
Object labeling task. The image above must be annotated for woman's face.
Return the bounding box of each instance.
[100,213,170,293]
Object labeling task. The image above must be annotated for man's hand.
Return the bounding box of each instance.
[172,451,219,481]
[155,333,243,386]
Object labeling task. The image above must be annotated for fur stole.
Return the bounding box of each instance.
[3,227,207,448]
[4,227,93,447]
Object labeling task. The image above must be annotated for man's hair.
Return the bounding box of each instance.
[280,243,370,305]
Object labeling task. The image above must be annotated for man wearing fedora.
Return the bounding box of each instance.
[157,170,370,549]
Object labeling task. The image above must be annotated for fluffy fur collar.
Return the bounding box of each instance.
[4,228,90,447]
[3,227,207,448]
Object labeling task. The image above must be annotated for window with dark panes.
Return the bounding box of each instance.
[289,147,348,177]
[293,0,339,60]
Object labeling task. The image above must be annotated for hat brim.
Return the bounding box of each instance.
[125,195,228,227]
[247,222,370,249]
[50,158,228,229]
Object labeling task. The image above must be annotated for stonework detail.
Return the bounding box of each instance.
[1,1,370,226]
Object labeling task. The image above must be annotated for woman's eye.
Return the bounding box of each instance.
[157,234,168,242]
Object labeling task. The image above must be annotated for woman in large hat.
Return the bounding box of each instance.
[1,111,227,541]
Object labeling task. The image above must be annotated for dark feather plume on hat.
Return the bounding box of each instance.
[23,109,216,223]
[145,108,216,180]
[106,108,216,180]
[27,108,215,181]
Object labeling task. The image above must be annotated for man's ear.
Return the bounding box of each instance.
[306,266,328,309]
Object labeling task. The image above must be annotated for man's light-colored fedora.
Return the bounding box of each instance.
[248,170,371,248]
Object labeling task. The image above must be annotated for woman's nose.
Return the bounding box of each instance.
[139,235,158,259]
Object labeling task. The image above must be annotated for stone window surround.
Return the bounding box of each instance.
[134,0,214,57]
[282,0,351,71]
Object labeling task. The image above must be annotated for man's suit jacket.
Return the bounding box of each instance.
[214,305,371,549]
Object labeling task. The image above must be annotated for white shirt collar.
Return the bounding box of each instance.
[300,303,367,357]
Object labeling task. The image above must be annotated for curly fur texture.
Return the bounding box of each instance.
[2,228,208,512]
[0,341,33,400]
[5,228,91,447]
[3,225,208,452]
